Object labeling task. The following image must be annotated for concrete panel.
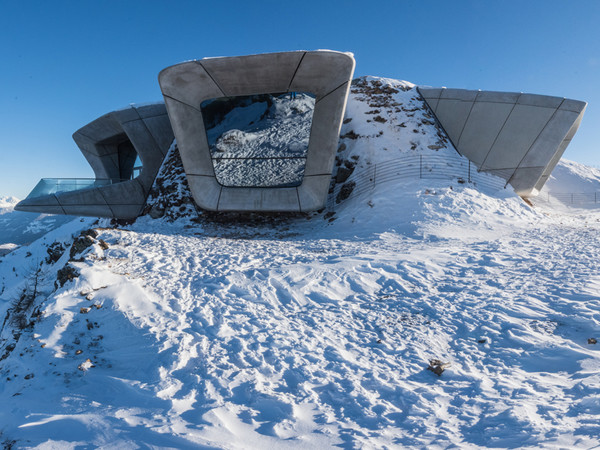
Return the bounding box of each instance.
[418,88,442,99]
[75,114,123,142]
[119,119,163,188]
[17,194,62,207]
[476,91,521,103]
[97,179,146,205]
[519,109,580,167]
[533,108,586,192]
[163,97,215,177]
[158,62,224,108]
[434,99,474,144]
[304,82,350,176]
[134,103,168,119]
[217,187,300,211]
[142,115,175,155]
[457,101,514,166]
[55,187,108,206]
[518,94,563,109]
[289,51,355,97]
[15,204,66,215]
[508,166,546,196]
[15,194,66,215]
[297,175,331,211]
[560,98,587,113]
[424,97,439,113]
[160,50,355,212]
[200,52,304,97]
[106,204,144,219]
[62,204,115,218]
[440,88,478,101]
[480,168,514,181]
[186,175,222,211]
[482,104,555,170]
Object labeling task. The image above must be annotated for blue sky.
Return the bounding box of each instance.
[1,0,599,198]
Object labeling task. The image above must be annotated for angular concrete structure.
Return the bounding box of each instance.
[16,104,174,218]
[159,50,355,212]
[418,87,587,196]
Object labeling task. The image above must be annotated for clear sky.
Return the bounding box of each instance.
[1,0,599,199]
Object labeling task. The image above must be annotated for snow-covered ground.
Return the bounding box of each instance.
[1,77,599,448]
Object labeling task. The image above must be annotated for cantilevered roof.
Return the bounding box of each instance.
[418,87,587,196]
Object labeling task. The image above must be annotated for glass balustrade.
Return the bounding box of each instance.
[25,178,123,199]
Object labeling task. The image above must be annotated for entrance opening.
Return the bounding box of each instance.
[201,92,315,188]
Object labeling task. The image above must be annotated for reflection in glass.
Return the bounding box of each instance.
[201,92,315,188]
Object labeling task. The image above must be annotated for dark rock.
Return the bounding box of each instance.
[589,338,597,344]
[336,181,356,204]
[336,166,353,184]
[69,235,95,259]
[56,264,80,288]
[46,242,66,264]
[81,229,99,239]
[341,130,360,140]
[343,118,352,124]
[149,204,166,219]
[427,359,450,376]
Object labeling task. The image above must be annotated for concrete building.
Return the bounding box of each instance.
[15,51,587,219]
[15,104,174,218]
[158,50,356,212]
[418,87,587,196]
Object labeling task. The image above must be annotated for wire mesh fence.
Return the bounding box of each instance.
[542,192,600,206]
[327,152,507,209]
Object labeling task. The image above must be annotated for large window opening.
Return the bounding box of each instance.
[201,92,315,188]
[97,133,142,181]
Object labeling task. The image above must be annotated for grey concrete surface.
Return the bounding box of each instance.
[418,86,587,196]
[159,50,355,212]
[16,104,174,218]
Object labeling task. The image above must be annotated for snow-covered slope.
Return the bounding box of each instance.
[0,197,74,253]
[1,77,599,448]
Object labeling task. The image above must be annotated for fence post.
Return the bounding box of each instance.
[419,155,423,179]
[571,193,574,204]
[468,161,471,183]
[596,192,597,204]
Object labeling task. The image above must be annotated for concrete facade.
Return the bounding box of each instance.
[159,50,355,212]
[418,87,587,196]
[16,104,174,218]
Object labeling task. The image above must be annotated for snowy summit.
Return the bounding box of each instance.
[0,77,599,448]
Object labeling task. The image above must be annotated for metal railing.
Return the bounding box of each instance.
[541,192,600,206]
[327,153,507,209]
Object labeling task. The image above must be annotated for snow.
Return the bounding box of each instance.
[0,77,599,448]
[205,93,315,187]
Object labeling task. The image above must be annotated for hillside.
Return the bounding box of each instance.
[0,77,599,448]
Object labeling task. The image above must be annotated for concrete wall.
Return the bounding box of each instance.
[418,87,587,196]
[16,104,174,218]
[159,50,355,212]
